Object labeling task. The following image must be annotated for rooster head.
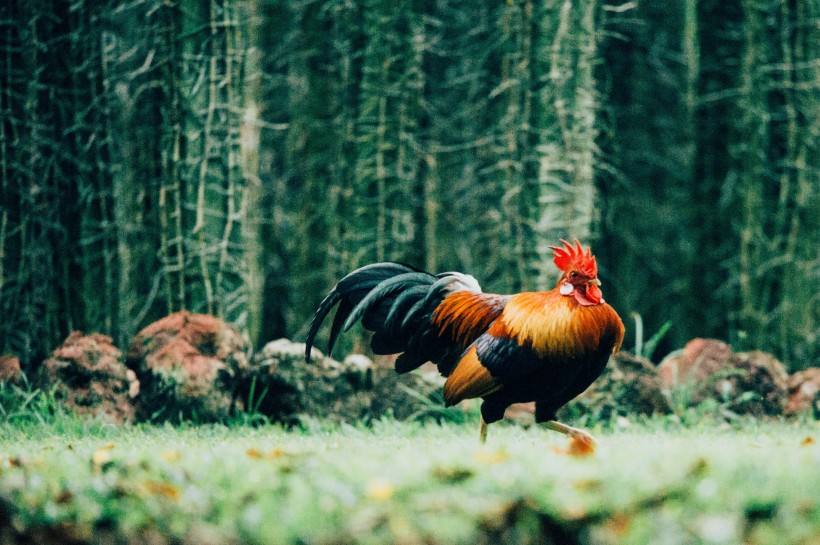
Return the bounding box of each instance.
[550,239,603,306]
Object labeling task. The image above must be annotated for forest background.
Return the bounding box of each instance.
[1,0,817,372]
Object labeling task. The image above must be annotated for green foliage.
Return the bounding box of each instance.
[0,376,62,426]
[0,419,817,544]
[630,313,673,362]
[0,0,817,370]
[393,381,477,424]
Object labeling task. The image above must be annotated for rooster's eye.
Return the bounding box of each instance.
[570,272,579,279]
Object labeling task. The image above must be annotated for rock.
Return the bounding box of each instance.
[784,368,820,417]
[558,352,671,421]
[243,339,373,423]
[368,365,447,421]
[658,338,734,387]
[126,311,249,422]
[41,332,138,424]
[728,351,790,415]
[0,355,21,383]
[242,339,447,424]
[657,338,789,415]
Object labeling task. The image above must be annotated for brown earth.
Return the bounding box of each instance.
[126,311,250,422]
[0,355,21,383]
[41,332,139,424]
[657,338,789,415]
[784,367,819,416]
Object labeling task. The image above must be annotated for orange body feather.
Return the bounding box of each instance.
[442,346,502,404]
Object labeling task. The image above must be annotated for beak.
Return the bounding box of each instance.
[588,278,601,287]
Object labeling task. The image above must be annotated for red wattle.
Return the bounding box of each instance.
[575,284,602,306]
[588,284,602,303]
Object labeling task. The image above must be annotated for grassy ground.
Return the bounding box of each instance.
[0,415,817,545]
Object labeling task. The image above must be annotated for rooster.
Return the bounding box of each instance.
[305,240,625,448]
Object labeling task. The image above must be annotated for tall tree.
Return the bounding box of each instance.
[351,0,426,269]
[270,0,366,338]
[1,0,99,361]
[728,0,819,366]
[531,0,601,287]
[423,2,498,279]
[596,0,729,353]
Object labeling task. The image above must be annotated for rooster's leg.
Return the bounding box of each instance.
[479,417,488,443]
[543,420,596,449]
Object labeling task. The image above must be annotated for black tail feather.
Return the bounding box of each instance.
[399,295,430,333]
[306,263,413,361]
[326,298,354,357]
[305,291,342,361]
[305,262,476,371]
[395,327,441,373]
[383,288,419,333]
[341,272,433,333]
[305,263,431,360]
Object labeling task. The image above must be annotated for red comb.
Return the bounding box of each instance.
[550,239,598,277]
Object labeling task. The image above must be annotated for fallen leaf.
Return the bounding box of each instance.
[54,490,74,505]
[144,480,181,501]
[247,447,286,460]
[162,450,181,463]
[604,512,632,536]
[687,457,709,478]
[365,478,394,501]
[474,450,509,465]
[800,437,814,446]
[92,448,113,466]
[573,478,602,491]
[433,465,474,484]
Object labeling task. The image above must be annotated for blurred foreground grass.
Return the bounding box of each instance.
[0,417,817,545]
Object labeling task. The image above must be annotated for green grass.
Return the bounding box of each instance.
[0,415,817,544]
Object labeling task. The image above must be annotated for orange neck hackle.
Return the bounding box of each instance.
[501,291,614,358]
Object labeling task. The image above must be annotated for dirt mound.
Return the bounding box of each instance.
[784,367,820,417]
[41,332,139,423]
[558,351,671,422]
[126,311,249,422]
[658,339,789,415]
[658,338,733,387]
[242,339,446,424]
[0,355,21,383]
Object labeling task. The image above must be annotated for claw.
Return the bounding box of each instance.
[544,420,597,456]
[568,427,596,447]
[566,429,597,456]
